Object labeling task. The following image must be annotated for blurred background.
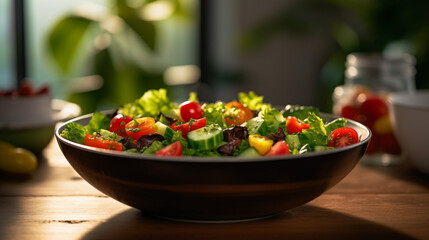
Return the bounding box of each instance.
[1,0,429,114]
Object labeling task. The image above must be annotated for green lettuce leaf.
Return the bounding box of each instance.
[306,112,327,136]
[238,91,270,110]
[258,105,285,133]
[233,140,250,156]
[60,122,88,144]
[283,105,319,121]
[298,113,328,151]
[188,92,199,103]
[325,118,347,135]
[86,112,111,134]
[119,88,175,118]
[143,141,164,154]
[244,117,269,136]
[162,130,189,149]
[202,101,228,128]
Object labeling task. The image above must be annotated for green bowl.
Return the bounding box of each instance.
[0,125,55,154]
[0,99,81,154]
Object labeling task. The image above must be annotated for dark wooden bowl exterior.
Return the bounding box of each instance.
[56,112,370,221]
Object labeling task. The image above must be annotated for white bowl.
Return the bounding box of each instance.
[0,93,53,128]
[390,90,429,174]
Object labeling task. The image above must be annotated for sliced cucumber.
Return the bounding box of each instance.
[243,117,268,135]
[100,129,122,141]
[188,124,223,150]
[285,134,300,150]
[238,147,261,157]
[314,146,334,152]
[154,122,175,140]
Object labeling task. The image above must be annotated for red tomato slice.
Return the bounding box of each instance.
[125,117,156,140]
[155,141,182,156]
[179,118,206,138]
[170,122,180,131]
[265,141,290,156]
[180,101,203,122]
[179,123,190,138]
[189,118,206,131]
[84,133,123,151]
[328,127,359,148]
[109,114,133,137]
[286,116,309,134]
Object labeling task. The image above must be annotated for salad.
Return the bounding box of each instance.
[60,89,359,157]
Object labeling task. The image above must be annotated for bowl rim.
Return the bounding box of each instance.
[0,99,81,130]
[55,111,371,163]
[390,90,429,111]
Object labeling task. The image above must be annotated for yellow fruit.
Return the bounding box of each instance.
[0,141,15,151]
[249,134,274,155]
[0,148,38,174]
[374,115,393,135]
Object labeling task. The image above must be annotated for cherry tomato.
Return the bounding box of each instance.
[286,116,310,134]
[265,141,290,156]
[84,133,123,151]
[180,101,203,122]
[0,148,38,174]
[380,133,401,155]
[37,86,50,95]
[125,117,157,140]
[341,105,360,121]
[2,90,17,97]
[360,96,388,121]
[224,101,254,126]
[155,141,182,156]
[328,127,359,148]
[18,82,34,96]
[225,101,244,109]
[109,114,133,137]
[178,118,207,139]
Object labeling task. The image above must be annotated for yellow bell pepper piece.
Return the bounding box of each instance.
[249,134,274,155]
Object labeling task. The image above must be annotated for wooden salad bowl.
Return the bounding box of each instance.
[56,111,371,221]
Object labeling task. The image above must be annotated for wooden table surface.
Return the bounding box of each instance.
[1,138,429,240]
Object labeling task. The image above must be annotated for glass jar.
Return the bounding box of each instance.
[333,53,416,166]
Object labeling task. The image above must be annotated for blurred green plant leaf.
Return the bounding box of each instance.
[330,21,359,51]
[115,0,157,51]
[47,15,94,74]
[94,47,165,106]
[125,17,157,51]
[239,13,309,52]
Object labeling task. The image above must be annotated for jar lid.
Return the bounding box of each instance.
[346,53,415,68]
